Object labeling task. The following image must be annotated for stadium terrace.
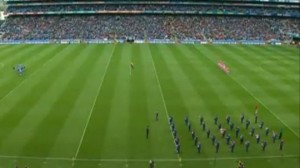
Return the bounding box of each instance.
[0,0,299,44]
[0,1,299,168]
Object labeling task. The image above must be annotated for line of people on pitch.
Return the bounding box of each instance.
[183,112,284,153]
[169,116,181,154]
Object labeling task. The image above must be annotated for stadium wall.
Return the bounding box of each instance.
[0,39,277,45]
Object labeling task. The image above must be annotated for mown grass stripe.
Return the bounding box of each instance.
[197,45,299,138]
[100,44,131,159]
[76,45,122,159]
[0,45,66,98]
[242,45,298,81]
[149,44,182,162]
[0,45,87,154]
[0,44,30,60]
[181,45,256,122]
[129,44,153,159]
[217,45,299,133]
[18,45,98,157]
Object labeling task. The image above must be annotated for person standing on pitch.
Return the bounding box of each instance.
[146,126,150,139]
[202,121,206,131]
[255,114,258,124]
[230,122,234,131]
[212,135,216,145]
[250,127,255,136]
[173,128,177,137]
[169,116,173,124]
[240,113,245,123]
[214,115,218,125]
[194,136,198,146]
[188,122,192,132]
[176,136,180,145]
[245,141,250,152]
[171,123,175,131]
[230,141,236,153]
[238,160,245,168]
[226,115,231,124]
[265,127,270,136]
[191,129,195,139]
[255,133,261,144]
[218,123,222,130]
[215,141,220,153]
[272,131,278,143]
[236,127,240,138]
[259,121,264,130]
[176,143,181,154]
[149,160,154,168]
[130,62,135,69]
[279,129,283,140]
[207,129,211,138]
[200,115,204,125]
[197,142,202,153]
[262,141,267,151]
[240,134,244,144]
[280,139,284,151]
[185,116,189,126]
[246,119,250,130]
[221,128,227,138]
[226,134,231,145]
[155,112,159,121]
[255,105,259,123]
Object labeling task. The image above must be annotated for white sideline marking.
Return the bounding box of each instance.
[229,76,300,138]
[73,45,116,161]
[0,154,298,162]
[148,45,182,162]
[194,46,299,138]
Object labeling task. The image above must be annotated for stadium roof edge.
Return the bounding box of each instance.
[4,0,300,3]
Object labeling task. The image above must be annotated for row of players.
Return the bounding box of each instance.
[146,110,284,154]
[187,114,284,153]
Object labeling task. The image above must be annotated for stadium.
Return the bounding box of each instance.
[0,0,299,167]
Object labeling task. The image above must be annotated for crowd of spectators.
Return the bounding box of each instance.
[6,4,300,16]
[0,15,298,41]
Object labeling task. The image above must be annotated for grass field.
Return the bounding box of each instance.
[0,44,299,168]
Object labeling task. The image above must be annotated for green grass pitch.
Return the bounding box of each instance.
[0,44,299,168]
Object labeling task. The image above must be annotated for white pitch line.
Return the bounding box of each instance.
[0,154,298,162]
[0,155,71,161]
[195,46,299,138]
[229,76,300,138]
[182,154,300,161]
[73,44,116,160]
[148,45,182,162]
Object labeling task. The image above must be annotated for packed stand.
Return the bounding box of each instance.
[7,4,300,17]
[0,15,299,41]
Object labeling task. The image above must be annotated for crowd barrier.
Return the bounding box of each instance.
[149,39,176,44]
[0,39,282,45]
